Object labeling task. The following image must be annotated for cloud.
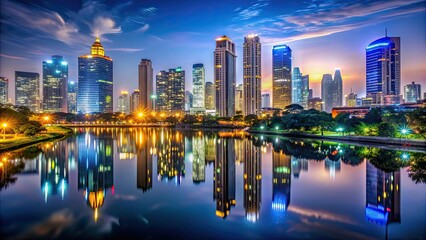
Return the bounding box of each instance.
[109,48,144,52]
[234,0,269,21]
[137,24,150,33]
[229,0,425,44]
[0,54,28,60]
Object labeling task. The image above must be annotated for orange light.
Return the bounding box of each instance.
[2,123,7,128]
[43,116,50,121]
[138,112,143,118]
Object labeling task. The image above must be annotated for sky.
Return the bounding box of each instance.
[1,0,425,109]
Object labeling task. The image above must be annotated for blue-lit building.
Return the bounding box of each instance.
[0,77,8,104]
[366,36,401,95]
[42,55,68,113]
[77,37,113,113]
[291,67,302,105]
[67,80,77,113]
[272,45,292,109]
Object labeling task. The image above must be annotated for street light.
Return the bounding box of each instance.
[401,153,409,160]
[2,122,7,139]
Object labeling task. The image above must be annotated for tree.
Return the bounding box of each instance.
[244,114,258,125]
[377,122,396,137]
[364,108,382,124]
[406,107,426,138]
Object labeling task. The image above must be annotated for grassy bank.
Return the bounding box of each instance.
[0,126,73,153]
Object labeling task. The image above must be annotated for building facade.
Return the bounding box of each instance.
[191,63,206,113]
[15,71,40,112]
[42,55,68,113]
[117,91,130,114]
[67,81,77,113]
[138,59,153,111]
[291,67,302,105]
[404,82,421,103]
[0,77,8,104]
[155,67,185,114]
[243,34,261,116]
[301,75,310,109]
[130,89,140,113]
[261,93,270,108]
[77,37,113,113]
[214,35,236,117]
[366,36,401,95]
[345,91,358,107]
[205,82,215,111]
[272,45,292,109]
[235,84,243,114]
[321,69,343,112]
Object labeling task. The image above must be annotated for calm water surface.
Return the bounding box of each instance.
[0,128,425,239]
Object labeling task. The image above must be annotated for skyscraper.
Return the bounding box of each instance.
[214,35,236,117]
[272,45,292,109]
[117,91,130,114]
[0,77,8,104]
[185,91,193,112]
[301,75,310,109]
[366,36,401,95]
[235,84,243,114]
[191,63,206,113]
[155,68,185,114]
[15,71,40,112]
[404,82,421,103]
[321,69,343,112]
[138,59,153,111]
[42,55,68,113]
[77,37,113,113]
[261,93,270,108]
[243,34,261,116]
[345,90,358,107]
[205,82,215,112]
[291,67,302,105]
[272,148,291,213]
[67,81,77,113]
[130,89,140,113]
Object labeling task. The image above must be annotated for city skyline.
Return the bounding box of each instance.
[0,0,425,110]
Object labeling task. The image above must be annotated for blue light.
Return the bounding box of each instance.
[61,61,68,66]
[55,70,61,73]
[273,45,288,50]
[46,60,53,64]
[366,42,390,50]
[70,81,75,85]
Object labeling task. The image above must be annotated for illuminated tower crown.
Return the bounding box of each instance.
[91,37,105,56]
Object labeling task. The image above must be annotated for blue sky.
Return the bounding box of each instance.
[1,0,425,109]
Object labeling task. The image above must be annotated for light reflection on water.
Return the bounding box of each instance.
[0,127,425,239]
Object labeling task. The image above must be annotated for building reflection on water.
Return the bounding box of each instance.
[243,137,262,222]
[157,130,185,185]
[366,162,401,226]
[77,131,114,221]
[136,128,154,192]
[272,142,291,214]
[192,134,206,184]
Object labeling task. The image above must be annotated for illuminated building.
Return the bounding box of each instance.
[243,34,261,116]
[404,82,421,103]
[185,91,193,112]
[155,68,185,115]
[68,81,77,113]
[204,134,216,164]
[345,90,358,107]
[366,35,400,96]
[214,138,236,218]
[0,77,9,104]
[42,55,68,113]
[205,81,215,113]
[301,75,310,109]
[235,84,243,114]
[272,44,292,109]
[307,97,323,111]
[157,129,185,184]
[214,35,236,117]
[271,148,291,215]
[291,67,302,105]
[366,162,400,225]
[40,140,69,202]
[77,37,113,113]
[117,129,135,160]
[15,71,40,112]
[261,93,270,108]
[130,89,140,113]
[117,91,130,114]
[137,128,153,192]
[244,138,262,222]
[192,135,206,183]
[138,59,154,111]
[321,69,343,112]
[77,131,114,221]
[191,63,206,114]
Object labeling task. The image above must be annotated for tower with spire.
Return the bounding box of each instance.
[77,37,113,113]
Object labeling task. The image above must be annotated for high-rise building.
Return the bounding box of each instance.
[301,75,310,109]
[214,35,236,117]
[308,97,324,111]
[117,91,130,114]
[42,55,68,113]
[67,81,77,113]
[366,35,400,95]
[205,82,215,111]
[261,93,270,108]
[404,82,421,103]
[191,63,206,114]
[130,89,140,113]
[345,90,358,107]
[308,89,313,99]
[155,67,185,114]
[77,37,113,113]
[0,77,8,104]
[235,84,243,114]
[243,34,261,116]
[138,59,153,111]
[15,71,40,112]
[291,67,302,105]
[185,91,193,112]
[272,45,292,109]
[321,69,343,112]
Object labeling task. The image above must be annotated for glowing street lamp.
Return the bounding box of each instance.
[260,125,264,130]
[2,122,7,139]
[401,153,409,160]
[275,126,279,131]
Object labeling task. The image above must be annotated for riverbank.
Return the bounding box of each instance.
[247,129,426,151]
[0,126,73,153]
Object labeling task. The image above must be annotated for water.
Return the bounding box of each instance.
[0,128,425,239]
